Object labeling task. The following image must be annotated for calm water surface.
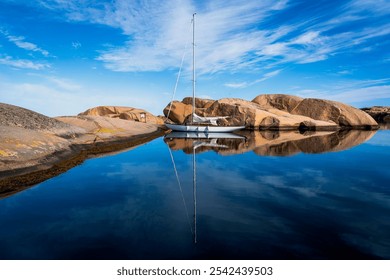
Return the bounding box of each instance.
[0,130,389,259]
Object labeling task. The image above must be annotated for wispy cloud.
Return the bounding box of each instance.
[0,29,50,70]
[293,78,390,103]
[333,85,390,103]
[38,0,291,73]
[0,30,50,57]
[225,69,282,88]
[0,56,50,70]
[256,21,390,66]
[224,82,249,89]
[256,69,282,82]
[336,70,354,75]
[7,35,50,56]
[72,41,81,49]
[32,0,390,76]
[37,75,82,91]
[94,0,290,73]
[347,0,390,16]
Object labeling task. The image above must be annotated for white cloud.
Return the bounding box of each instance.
[337,70,353,75]
[347,0,390,15]
[72,41,81,49]
[331,78,390,91]
[258,69,282,80]
[0,30,50,70]
[257,20,390,66]
[38,0,291,74]
[295,89,323,97]
[33,0,390,76]
[224,69,282,88]
[258,36,330,65]
[224,82,249,89]
[291,31,321,45]
[0,56,50,70]
[261,43,288,56]
[6,34,49,56]
[291,79,390,104]
[330,85,390,103]
[45,76,82,91]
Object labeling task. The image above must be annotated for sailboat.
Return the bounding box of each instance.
[165,13,245,133]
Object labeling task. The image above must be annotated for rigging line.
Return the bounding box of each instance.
[165,18,193,121]
[167,146,194,235]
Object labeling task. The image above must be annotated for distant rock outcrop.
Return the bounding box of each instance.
[164,94,378,130]
[79,106,164,125]
[253,94,378,128]
[361,106,390,124]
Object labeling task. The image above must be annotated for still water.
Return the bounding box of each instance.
[0,130,389,259]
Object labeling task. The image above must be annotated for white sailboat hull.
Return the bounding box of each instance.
[165,123,245,133]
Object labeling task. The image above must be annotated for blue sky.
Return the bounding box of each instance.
[0,0,389,116]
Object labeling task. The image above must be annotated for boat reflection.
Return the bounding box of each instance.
[164,129,377,156]
[164,132,247,155]
[164,132,246,244]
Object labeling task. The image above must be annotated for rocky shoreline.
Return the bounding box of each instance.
[361,106,390,129]
[0,94,387,197]
[0,103,166,197]
[0,132,164,198]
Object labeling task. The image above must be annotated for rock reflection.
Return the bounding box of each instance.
[380,123,390,130]
[164,130,377,156]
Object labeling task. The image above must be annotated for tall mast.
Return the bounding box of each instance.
[192,13,196,123]
[192,14,197,241]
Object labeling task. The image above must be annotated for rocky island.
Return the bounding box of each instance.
[164,94,379,130]
[0,94,383,196]
[361,106,390,129]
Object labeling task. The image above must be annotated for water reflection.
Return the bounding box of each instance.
[0,130,388,259]
[165,132,248,245]
[164,130,377,156]
[162,130,389,259]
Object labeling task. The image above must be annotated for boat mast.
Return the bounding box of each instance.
[191,13,196,124]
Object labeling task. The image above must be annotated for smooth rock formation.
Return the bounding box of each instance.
[205,98,338,130]
[0,125,73,170]
[57,115,160,144]
[252,94,378,129]
[164,94,378,130]
[251,94,303,112]
[163,101,193,124]
[182,97,215,110]
[79,106,164,125]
